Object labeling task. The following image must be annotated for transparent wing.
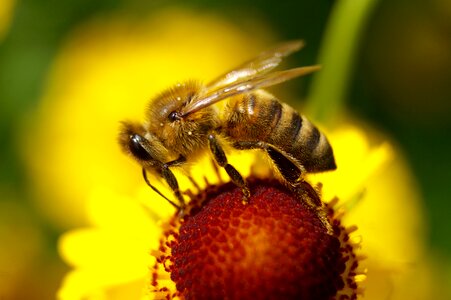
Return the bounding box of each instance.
[206,40,305,91]
[180,65,320,117]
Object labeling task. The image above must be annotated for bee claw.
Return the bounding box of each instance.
[316,207,334,235]
[177,206,187,218]
[241,188,251,204]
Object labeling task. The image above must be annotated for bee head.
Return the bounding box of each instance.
[118,121,170,167]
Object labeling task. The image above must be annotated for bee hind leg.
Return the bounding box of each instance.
[233,141,303,184]
[233,141,333,234]
[208,134,250,203]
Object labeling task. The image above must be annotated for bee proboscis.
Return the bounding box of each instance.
[119,40,336,230]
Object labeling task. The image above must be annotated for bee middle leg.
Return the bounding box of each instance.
[208,134,250,202]
[233,140,332,234]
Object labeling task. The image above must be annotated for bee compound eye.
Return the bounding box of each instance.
[168,111,180,122]
[129,134,152,161]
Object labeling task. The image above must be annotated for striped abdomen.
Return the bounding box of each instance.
[222,90,336,173]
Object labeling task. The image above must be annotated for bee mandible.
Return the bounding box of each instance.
[119,40,336,217]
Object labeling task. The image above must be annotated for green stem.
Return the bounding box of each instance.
[307,0,379,124]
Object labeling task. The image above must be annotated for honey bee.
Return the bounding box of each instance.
[119,40,336,224]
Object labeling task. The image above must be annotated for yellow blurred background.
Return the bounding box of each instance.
[1,0,451,299]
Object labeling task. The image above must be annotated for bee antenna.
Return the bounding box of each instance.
[142,168,181,210]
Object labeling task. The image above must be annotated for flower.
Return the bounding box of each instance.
[22,7,433,300]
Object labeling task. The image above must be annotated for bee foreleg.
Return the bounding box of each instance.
[208,134,250,202]
[166,155,203,194]
[142,168,184,211]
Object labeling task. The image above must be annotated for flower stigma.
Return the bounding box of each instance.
[150,176,364,300]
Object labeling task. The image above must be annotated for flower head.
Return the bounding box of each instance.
[151,178,362,300]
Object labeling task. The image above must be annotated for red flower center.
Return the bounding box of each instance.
[152,178,361,300]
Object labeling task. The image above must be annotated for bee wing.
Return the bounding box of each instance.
[206,40,305,91]
[180,65,320,116]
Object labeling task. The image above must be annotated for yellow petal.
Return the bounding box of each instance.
[58,228,155,277]
[311,124,393,202]
[58,269,148,300]
[349,153,425,264]
[86,186,159,232]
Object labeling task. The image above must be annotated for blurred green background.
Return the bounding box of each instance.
[1,0,450,299]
